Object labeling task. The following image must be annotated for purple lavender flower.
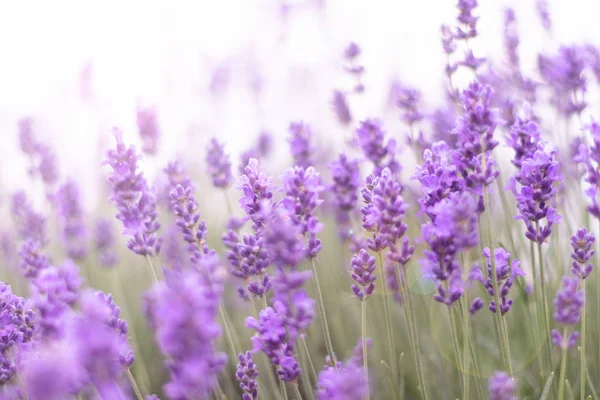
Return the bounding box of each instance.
[18,117,37,157]
[503,8,519,70]
[570,228,595,279]
[136,105,159,155]
[169,184,209,257]
[577,119,600,218]
[361,168,407,251]
[238,158,276,231]
[206,138,233,188]
[19,239,51,279]
[104,132,161,256]
[316,361,368,400]
[288,121,315,168]
[21,344,80,400]
[36,143,60,188]
[55,181,88,260]
[356,119,400,176]
[12,191,47,245]
[536,0,551,32]
[331,90,352,125]
[0,282,36,385]
[95,291,134,368]
[236,351,259,400]
[429,191,478,250]
[389,81,423,126]
[551,276,584,349]
[470,248,525,314]
[455,0,478,40]
[343,42,365,93]
[488,372,516,400]
[349,249,376,300]
[328,154,360,239]
[94,218,118,268]
[508,141,562,244]
[506,115,541,169]
[149,268,227,398]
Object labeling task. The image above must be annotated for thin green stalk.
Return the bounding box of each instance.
[300,336,318,388]
[280,378,289,400]
[467,316,485,400]
[376,252,399,395]
[597,219,600,389]
[292,384,304,400]
[399,353,406,400]
[362,299,370,400]
[219,303,241,358]
[144,255,163,283]
[127,369,144,400]
[584,355,599,400]
[309,257,337,365]
[536,235,554,368]
[558,328,569,400]
[448,305,465,398]
[581,280,586,400]
[541,372,555,400]
[530,240,546,378]
[483,189,512,375]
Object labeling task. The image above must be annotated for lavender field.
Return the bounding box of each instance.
[2,0,600,399]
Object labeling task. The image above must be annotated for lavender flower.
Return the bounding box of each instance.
[19,239,51,279]
[12,191,47,245]
[288,121,315,168]
[136,105,159,155]
[455,0,478,40]
[503,8,519,70]
[570,228,595,279]
[236,351,259,400]
[470,248,525,314]
[94,218,118,268]
[551,276,584,349]
[349,249,376,300]
[390,81,423,126]
[0,282,36,385]
[206,138,233,188]
[104,133,161,256]
[55,181,88,260]
[21,344,80,400]
[343,42,365,93]
[328,154,360,239]
[506,115,541,169]
[150,268,227,398]
[36,143,60,188]
[18,117,37,157]
[488,372,516,400]
[238,158,276,231]
[577,120,600,218]
[356,119,400,176]
[331,90,352,125]
[536,0,551,32]
[169,184,209,257]
[316,361,368,400]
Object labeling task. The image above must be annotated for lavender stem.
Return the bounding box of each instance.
[126,369,144,400]
[292,383,304,400]
[447,298,465,397]
[535,227,554,368]
[361,299,370,400]
[558,327,569,400]
[300,336,318,389]
[309,257,337,366]
[581,279,586,400]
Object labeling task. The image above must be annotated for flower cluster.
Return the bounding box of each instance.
[236,351,259,400]
[488,371,516,400]
[570,228,595,279]
[94,218,118,268]
[288,121,315,168]
[17,118,59,189]
[576,119,600,218]
[55,181,88,260]
[328,154,360,239]
[551,276,584,349]
[349,249,376,300]
[238,158,276,230]
[316,360,368,400]
[356,119,400,176]
[206,138,232,188]
[136,105,160,155]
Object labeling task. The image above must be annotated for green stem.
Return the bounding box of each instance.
[597,219,600,390]
[467,316,485,400]
[558,328,569,400]
[448,305,465,398]
[362,299,370,400]
[127,369,144,400]
[536,235,554,368]
[280,378,289,400]
[218,303,241,359]
[530,240,546,379]
[300,336,318,389]
[376,252,399,394]
[144,255,163,284]
[581,280,586,400]
[292,384,304,400]
[309,257,337,365]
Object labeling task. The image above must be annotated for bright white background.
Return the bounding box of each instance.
[1,0,599,209]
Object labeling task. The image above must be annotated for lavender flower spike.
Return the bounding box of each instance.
[551,276,584,349]
[571,228,595,279]
[206,137,233,189]
[288,121,315,168]
[238,158,276,231]
[316,361,368,400]
[488,372,516,400]
[349,249,376,300]
[356,119,400,176]
[328,154,360,239]
[236,351,259,400]
[136,105,160,155]
[55,181,88,260]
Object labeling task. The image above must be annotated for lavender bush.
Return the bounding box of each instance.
[3,1,600,400]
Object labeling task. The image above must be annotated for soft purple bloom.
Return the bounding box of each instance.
[236,351,259,400]
[0,282,36,385]
[169,184,209,257]
[577,119,600,218]
[503,8,519,69]
[470,297,484,314]
[94,218,118,268]
[570,228,595,279]
[328,154,360,239]
[488,372,516,400]
[104,133,161,256]
[19,239,51,279]
[553,275,584,326]
[18,117,37,157]
[536,0,551,32]
[349,249,376,300]
[331,90,352,125]
[95,291,134,367]
[506,115,541,169]
[361,168,407,251]
[356,119,400,176]
[36,144,60,187]
[263,206,306,268]
[238,158,276,231]
[12,191,47,245]
[206,138,233,188]
[55,181,88,260]
[429,191,478,250]
[389,81,423,126]
[455,0,478,40]
[136,105,159,155]
[344,42,361,60]
[288,121,315,168]
[316,361,368,400]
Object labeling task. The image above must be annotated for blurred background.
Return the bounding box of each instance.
[1,0,600,210]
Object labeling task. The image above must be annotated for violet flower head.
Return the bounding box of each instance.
[551,275,584,349]
[104,133,161,257]
[506,115,541,169]
[577,119,600,218]
[329,154,360,236]
[0,282,37,385]
[12,191,47,245]
[471,248,525,315]
[536,0,551,32]
[19,239,51,279]
[455,0,479,40]
[238,158,276,231]
[356,119,400,176]
[349,249,376,300]
[55,181,88,260]
[170,184,209,257]
[344,42,361,60]
[331,90,352,125]
[36,143,60,187]
[316,361,368,400]
[136,105,159,155]
[361,168,407,251]
[503,8,519,70]
[150,269,227,398]
[94,218,118,268]
[288,121,315,168]
[224,229,272,298]
[18,117,37,157]
[164,161,193,193]
[263,206,306,268]
[390,81,423,126]
[95,291,134,368]
[206,137,233,189]
[236,351,259,400]
[570,228,595,279]
[429,191,478,250]
[508,142,562,244]
[488,372,516,400]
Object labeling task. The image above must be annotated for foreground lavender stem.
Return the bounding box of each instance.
[581,280,586,400]
[361,300,369,400]
[558,327,568,400]
[535,222,554,368]
[309,256,337,367]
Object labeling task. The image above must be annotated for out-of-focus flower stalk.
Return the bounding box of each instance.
[309,256,337,368]
[535,220,553,368]
[557,327,569,400]
[361,299,369,400]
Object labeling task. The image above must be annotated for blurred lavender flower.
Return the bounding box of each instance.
[238,158,276,231]
[288,122,316,168]
[389,81,423,126]
[104,133,162,257]
[206,138,233,189]
[169,184,209,257]
[238,131,273,176]
[55,181,88,260]
[236,351,259,400]
[551,276,584,349]
[503,8,519,70]
[36,144,60,188]
[316,360,368,400]
[470,248,525,314]
[136,105,159,155]
[19,239,51,279]
[349,249,376,300]
[12,191,47,245]
[488,371,516,400]
[149,267,227,398]
[331,90,352,125]
[18,117,37,157]
[95,291,134,368]
[577,119,600,218]
[328,154,360,239]
[0,282,36,385]
[570,228,595,279]
[343,42,365,93]
[506,113,541,169]
[356,119,400,176]
[94,218,118,268]
[536,0,552,32]
[455,0,478,40]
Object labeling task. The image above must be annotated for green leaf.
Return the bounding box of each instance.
[540,372,554,400]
